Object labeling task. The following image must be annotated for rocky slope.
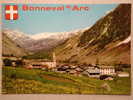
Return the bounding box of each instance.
[2,32,27,57]
[54,4,131,65]
[3,29,34,51]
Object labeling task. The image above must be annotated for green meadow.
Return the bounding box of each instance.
[2,67,131,94]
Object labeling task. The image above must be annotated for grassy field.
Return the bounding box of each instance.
[2,67,131,94]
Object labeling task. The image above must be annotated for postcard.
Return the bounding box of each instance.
[1,3,131,95]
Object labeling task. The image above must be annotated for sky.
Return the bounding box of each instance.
[2,4,118,35]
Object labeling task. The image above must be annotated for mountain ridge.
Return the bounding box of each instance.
[2,32,28,57]
[54,4,131,65]
[2,4,131,65]
[3,27,89,52]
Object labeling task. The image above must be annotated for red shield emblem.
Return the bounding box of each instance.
[5,5,18,20]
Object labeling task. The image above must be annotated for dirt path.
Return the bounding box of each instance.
[42,74,96,88]
[42,75,74,83]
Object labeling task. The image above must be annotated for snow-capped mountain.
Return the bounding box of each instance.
[3,29,34,49]
[3,28,88,52]
[30,28,85,40]
[30,32,68,40]
[2,31,28,57]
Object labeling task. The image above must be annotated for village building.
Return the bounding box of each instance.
[85,67,100,78]
[25,53,56,69]
[2,56,21,61]
[99,66,115,75]
[70,65,77,69]
[69,70,77,74]
[117,72,129,77]
[83,65,116,78]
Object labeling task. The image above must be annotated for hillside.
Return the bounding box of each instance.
[2,32,27,57]
[54,4,131,65]
[22,50,53,60]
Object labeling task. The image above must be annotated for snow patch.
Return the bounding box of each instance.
[116,36,131,46]
[30,27,90,40]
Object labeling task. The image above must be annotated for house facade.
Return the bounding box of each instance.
[100,66,115,75]
[86,67,100,77]
[25,53,56,69]
[84,66,116,77]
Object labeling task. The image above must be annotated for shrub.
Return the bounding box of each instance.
[100,75,113,80]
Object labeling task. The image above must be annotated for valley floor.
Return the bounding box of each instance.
[2,67,131,95]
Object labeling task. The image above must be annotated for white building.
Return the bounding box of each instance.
[85,66,116,78]
[25,52,56,69]
[117,72,129,77]
[100,66,115,75]
[85,67,100,78]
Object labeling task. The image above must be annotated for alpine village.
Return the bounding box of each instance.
[2,4,131,94]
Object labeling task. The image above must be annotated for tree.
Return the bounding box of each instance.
[15,60,24,66]
[115,64,123,71]
[3,59,12,66]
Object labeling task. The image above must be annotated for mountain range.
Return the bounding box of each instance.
[2,4,131,65]
[2,27,86,56]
